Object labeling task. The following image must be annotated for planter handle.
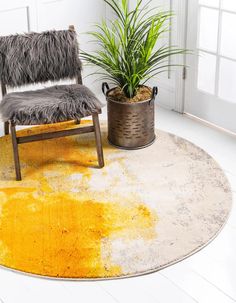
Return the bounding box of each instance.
[102,82,110,96]
[152,86,158,100]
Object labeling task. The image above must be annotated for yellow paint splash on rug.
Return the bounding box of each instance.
[0,121,158,278]
[0,191,157,278]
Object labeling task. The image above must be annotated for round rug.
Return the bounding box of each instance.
[0,121,232,279]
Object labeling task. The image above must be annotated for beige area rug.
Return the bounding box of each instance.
[0,121,232,279]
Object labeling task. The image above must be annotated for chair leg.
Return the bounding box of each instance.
[4,121,9,135]
[92,113,105,168]
[10,122,22,181]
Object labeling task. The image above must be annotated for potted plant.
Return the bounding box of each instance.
[81,0,186,149]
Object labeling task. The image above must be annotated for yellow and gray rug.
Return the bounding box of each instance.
[0,121,232,279]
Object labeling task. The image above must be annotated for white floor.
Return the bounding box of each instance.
[0,106,236,303]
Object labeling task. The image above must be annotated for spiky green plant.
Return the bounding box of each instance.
[81,0,186,99]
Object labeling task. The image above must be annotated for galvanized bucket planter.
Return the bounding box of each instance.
[102,83,158,150]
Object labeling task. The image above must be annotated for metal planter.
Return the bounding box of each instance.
[102,83,158,150]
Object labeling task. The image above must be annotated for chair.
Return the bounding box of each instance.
[0,25,104,181]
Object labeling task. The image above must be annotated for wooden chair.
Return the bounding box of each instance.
[0,26,104,181]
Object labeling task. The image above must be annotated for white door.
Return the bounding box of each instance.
[185,0,236,133]
[129,0,185,110]
[144,0,176,110]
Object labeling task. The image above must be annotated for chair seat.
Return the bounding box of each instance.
[0,84,103,125]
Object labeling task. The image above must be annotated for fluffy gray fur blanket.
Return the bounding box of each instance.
[0,84,103,125]
[0,30,82,86]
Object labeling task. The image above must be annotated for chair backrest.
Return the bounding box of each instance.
[0,26,82,91]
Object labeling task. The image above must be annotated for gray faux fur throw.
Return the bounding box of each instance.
[0,30,82,86]
[0,84,103,125]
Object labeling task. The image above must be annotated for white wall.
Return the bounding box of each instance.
[0,0,107,93]
[0,0,185,108]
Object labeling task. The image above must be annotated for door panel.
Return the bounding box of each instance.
[0,0,38,98]
[0,0,37,33]
[0,0,38,35]
[129,0,186,111]
[185,0,236,133]
[0,7,29,35]
[129,0,182,110]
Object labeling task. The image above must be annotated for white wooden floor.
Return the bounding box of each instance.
[0,106,235,303]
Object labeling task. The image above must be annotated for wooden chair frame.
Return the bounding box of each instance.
[1,26,104,181]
